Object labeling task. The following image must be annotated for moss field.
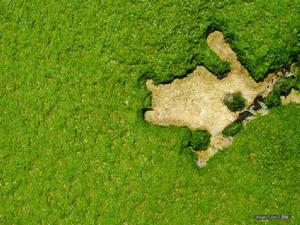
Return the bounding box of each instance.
[1,1,300,224]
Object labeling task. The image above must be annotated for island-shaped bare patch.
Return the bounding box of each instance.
[144,31,300,168]
[145,31,280,136]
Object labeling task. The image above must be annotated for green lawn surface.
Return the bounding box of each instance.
[1,1,300,224]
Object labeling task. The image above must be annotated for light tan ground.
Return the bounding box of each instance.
[144,31,299,167]
[145,31,281,136]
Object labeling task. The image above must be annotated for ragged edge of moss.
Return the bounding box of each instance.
[203,18,233,79]
[264,76,297,108]
[203,48,231,79]
[188,129,211,151]
[292,61,300,91]
[222,120,244,137]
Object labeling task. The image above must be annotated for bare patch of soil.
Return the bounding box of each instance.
[145,31,279,136]
[144,31,300,167]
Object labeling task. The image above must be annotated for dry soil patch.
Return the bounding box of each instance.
[144,31,299,167]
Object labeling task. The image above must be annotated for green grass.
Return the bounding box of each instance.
[1,1,300,224]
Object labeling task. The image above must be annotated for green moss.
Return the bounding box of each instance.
[263,90,281,107]
[203,48,231,79]
[292,62,300,91]
[223,121,244,137]
[264,77,297,107]
[295,82,300,91]
[277,77,296,96]
[188,129,211,150]
[223,92,246,112]
[1,1,300,224]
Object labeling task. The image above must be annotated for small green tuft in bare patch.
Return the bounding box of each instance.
[223,92,246,112]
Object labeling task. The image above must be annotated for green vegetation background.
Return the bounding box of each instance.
[1,0,300,224]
